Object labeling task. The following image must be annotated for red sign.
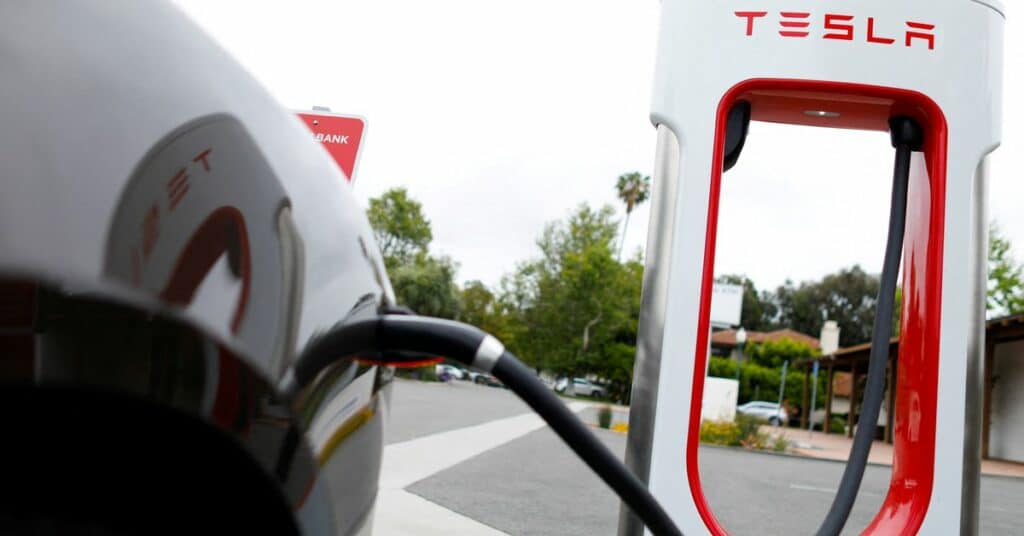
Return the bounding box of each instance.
[296,112,366,182]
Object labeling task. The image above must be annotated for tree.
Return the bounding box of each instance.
[459,280,513,342]
[709,357,829,414]
[614,172,651,260]
[459,280,495,327]
[366,188,460,318]
[367,187,432,269]
[745,337,819,368]
[500,204,642,401]
[390,254,460,319]
[988,222,1024,316]
[774,266,882,347]
[537,204,620,272]
[715,274,778,331]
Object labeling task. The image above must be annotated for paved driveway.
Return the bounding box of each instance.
[384,379,529,445]
[381,379,1024,534]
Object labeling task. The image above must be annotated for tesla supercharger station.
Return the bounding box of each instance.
[621,1,1005,535]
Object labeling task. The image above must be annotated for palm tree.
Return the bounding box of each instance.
[615,171,651,260]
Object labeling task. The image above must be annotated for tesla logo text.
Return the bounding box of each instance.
[132,146,217,276]
[734,11,935,50]
[164,148,214,212]
[167,169,189,210]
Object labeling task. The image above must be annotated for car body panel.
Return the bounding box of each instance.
[0,2,392,533]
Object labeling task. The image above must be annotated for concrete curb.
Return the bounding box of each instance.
[700,443,1024,480]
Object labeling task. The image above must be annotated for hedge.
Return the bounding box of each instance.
[708,356,830,417]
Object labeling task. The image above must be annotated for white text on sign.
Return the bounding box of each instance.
[314,133,349,145]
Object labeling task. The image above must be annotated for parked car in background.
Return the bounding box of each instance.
[737,401,788,426]
[569,378,605,398]
[474,373,504,388]
[436,363,465,381]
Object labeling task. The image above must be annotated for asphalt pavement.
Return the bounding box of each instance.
[384,379,1024,534]
[384,378,530,445]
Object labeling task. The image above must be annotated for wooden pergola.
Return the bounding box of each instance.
[794,314,1024,456]
[794,337,899,442]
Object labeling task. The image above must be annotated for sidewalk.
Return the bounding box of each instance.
[773,428,1024,478]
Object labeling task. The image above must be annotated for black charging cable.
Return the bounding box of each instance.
[814,116,924,536]
[282,314,683,536]
[283,117,920,536]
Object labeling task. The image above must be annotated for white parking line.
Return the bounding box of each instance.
[789,483,837,494]
[375,401,589,533]
[373,489,508,535]
[789,483,882,497]
[380,402,589,490]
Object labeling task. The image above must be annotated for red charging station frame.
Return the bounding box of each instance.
[686,79,948,535]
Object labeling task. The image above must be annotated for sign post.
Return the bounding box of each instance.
[808,360,820,435]
[775,360,788,426]
[813,321,838,435]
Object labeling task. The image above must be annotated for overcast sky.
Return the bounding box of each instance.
[174,1,1022,294]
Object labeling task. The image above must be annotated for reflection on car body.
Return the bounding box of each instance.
[0,3,395,533]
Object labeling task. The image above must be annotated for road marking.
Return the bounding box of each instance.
[380,402,588,490]
[789,483,836,494]
[375,401,589,534]
[789,483,882,497]
[373,489,508,535]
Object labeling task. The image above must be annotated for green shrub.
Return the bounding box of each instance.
[700,420,742,446]
[830,416,846,434]
[708,356,737,379]
[707,355,832,421]
[416,365,439,382]
[736,413,769,448]
[700,416,781,452]
[746,338,819,368]
[736,413,765,440]
[598,405,613,429]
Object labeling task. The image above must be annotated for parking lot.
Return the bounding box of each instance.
[379,379,1024,535]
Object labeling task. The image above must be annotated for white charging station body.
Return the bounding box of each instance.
[623,1,1005,534]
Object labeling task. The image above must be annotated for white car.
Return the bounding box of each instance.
[435,364,465,380]
[568,378,605,397]
[737,401,788,426]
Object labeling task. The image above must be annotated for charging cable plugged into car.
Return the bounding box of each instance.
[282,312,684,536]
[0,2,1000,535]
[279,115,922,536]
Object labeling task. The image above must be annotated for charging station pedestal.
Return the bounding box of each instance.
[621,2,1005,534]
